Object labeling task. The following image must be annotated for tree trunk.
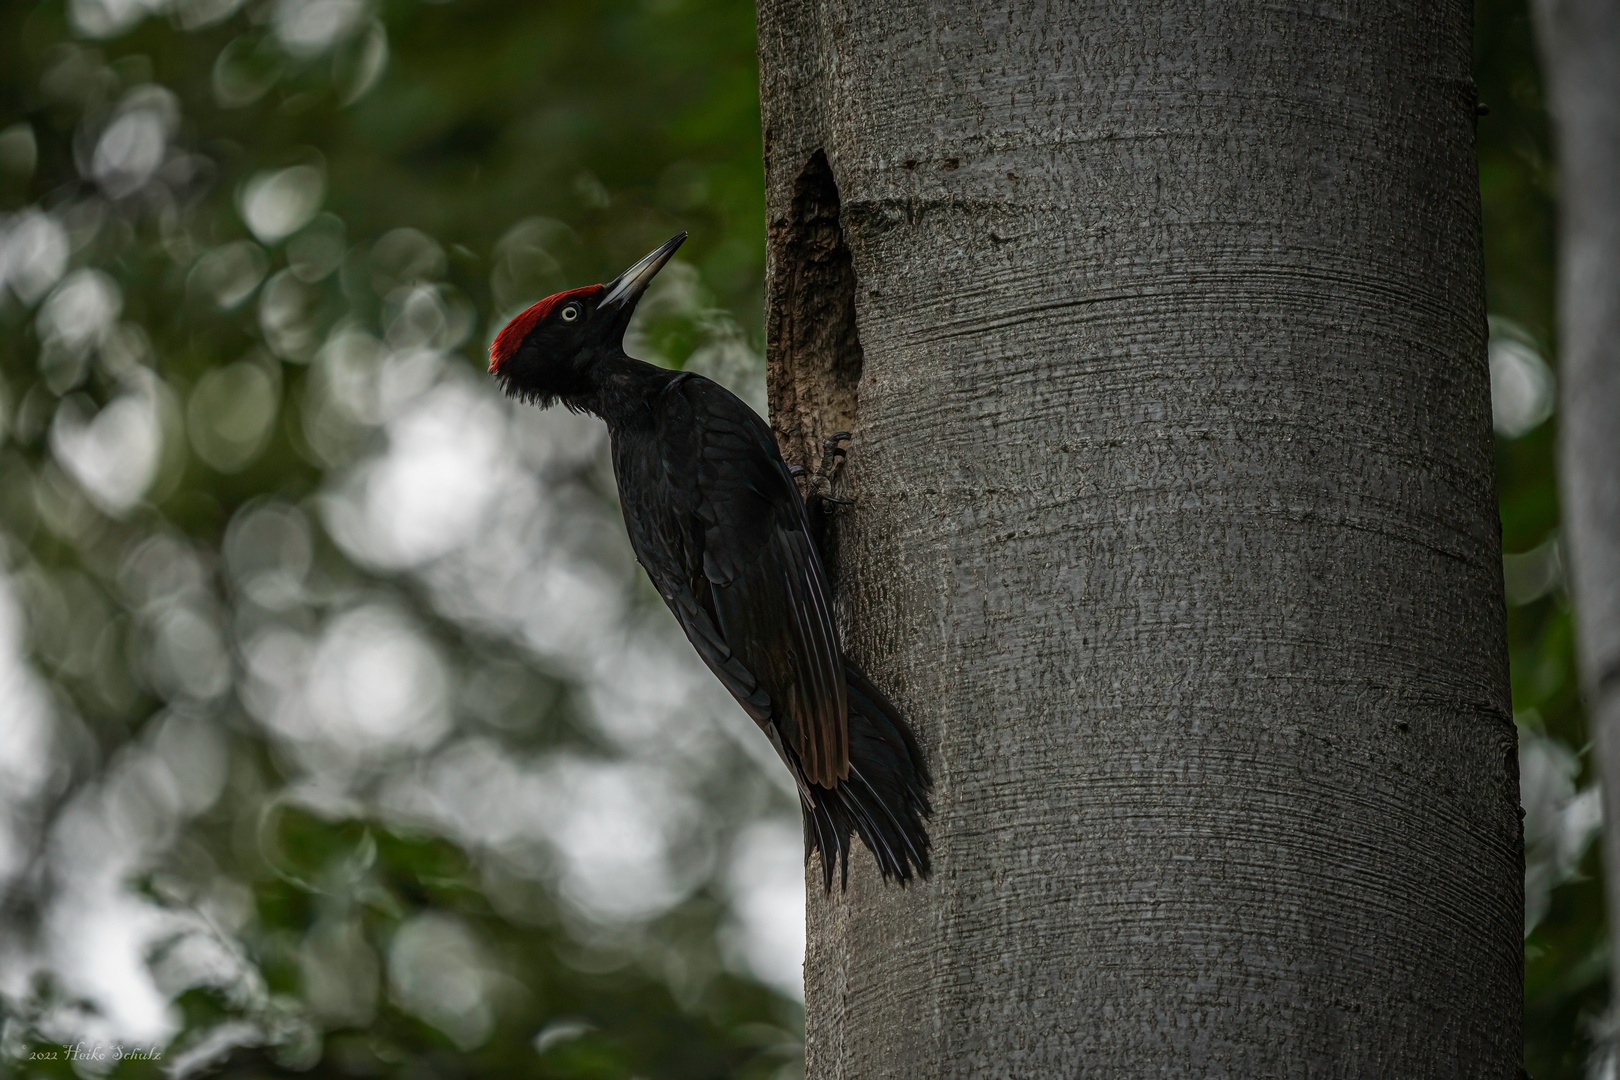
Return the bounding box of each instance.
[1531,0,1620,1021]
[757,1,1521,1075]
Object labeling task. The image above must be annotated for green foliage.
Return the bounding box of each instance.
[19,817,799,1079]
[0,0,799,1075]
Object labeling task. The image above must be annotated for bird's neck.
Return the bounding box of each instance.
[569,351,676,429]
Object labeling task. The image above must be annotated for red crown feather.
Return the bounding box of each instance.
[488,284,605,373]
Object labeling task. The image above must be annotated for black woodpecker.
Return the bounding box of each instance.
[488,232,931,888]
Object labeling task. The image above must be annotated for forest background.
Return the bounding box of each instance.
[0,0,1596,1076]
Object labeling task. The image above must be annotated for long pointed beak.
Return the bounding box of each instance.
[598,232,687,310]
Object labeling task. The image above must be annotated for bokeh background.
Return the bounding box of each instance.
[0,0,1597,1075]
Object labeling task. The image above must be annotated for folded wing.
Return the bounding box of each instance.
[615,374,849,787]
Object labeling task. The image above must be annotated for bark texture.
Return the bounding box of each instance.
[758,1,1521,1075]
[1531,0,1620,1017]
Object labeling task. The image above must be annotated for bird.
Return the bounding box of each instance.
[488,231,931,888]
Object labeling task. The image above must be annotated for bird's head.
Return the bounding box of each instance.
[488,231,686,407]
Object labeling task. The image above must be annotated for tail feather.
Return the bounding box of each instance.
[803,661,932,889]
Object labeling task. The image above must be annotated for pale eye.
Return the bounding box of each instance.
[560,304,581,322]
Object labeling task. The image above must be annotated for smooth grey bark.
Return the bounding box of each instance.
[1531,0,1620,1010]
[757,1,1520,1076]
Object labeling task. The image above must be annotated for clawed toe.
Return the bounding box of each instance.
[797,431,855,519]
[818,431,851,480]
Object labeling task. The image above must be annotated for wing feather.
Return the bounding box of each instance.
[612,373,848,787]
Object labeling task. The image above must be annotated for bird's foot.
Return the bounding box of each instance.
[791,432,854,520]
[818,432,851,484]
[812,431,852,514]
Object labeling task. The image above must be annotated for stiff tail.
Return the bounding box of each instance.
[803,661,932,890]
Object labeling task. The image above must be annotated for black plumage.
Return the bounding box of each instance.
[489,233,931,887]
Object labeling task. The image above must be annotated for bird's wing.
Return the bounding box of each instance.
[623,374,849,788]
[616,393,770,722]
